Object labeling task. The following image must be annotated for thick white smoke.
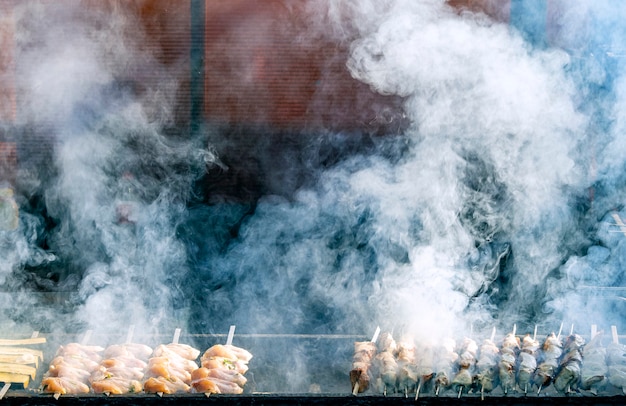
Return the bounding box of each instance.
[1,0,626,394]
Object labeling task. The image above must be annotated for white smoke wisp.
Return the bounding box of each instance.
[4,1,211,342]
[292,0,588,335]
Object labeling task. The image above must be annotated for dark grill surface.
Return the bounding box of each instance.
[1,393,626,406]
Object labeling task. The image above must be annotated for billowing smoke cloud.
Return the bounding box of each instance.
[1,1,212,341]
[0,0,625,394]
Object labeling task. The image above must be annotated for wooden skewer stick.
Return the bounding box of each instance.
[611,326,619,344]
[81,330,93,345]
[226,325,236,346]
[125,325,135,344]
[481,384,484,401]
[172,328,181,344]
[415,380,421,400]
[537,385,542,395]
[404,386,408,398]
[557,322,563,340]
[591,324,598,339]
[435,385,440,396]
[569,324,574,336]
[204,392,211,398]
[512,324,517,337]
[157,391,163,397]
[0,383,10,400]
[533,325,538,341]
[352,382,359,396]
[524,383,528,395]
[371,326,381,344]
[53,392,61,400]
[490,327,496,342]
[458,386,463,399]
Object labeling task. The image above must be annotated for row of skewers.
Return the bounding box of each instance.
[350,325,626,397]
[38,328,253,397]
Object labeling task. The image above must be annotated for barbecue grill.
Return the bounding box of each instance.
[0,0,625,404]
[0,330,624,404]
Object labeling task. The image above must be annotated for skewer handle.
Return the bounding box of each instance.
[611,325,619,344]
[172,328,181,344]
[0,383,10,400]
[370,326,381,343]
[226,325,236,346]
[125,325,135,344]
[80,330,92,345]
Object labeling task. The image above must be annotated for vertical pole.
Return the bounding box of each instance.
[190,0,205,136]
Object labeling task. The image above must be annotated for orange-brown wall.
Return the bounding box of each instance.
[447,0,511,22]
[203,0,406,132]
[0,0,16,123]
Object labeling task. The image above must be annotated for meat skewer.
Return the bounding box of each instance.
[193,341,253,394]
[90,342,152,395]
[414,340,435,399]
[498,325,520,395]
[517,332,540,394]
[452,337,478,397]
[349,327,379,395]
[143,330,200,395]
[372,332,398,395]
[41,340,104,396]
[580,326,607,394]
[607,326,626,394]
[554,332,585,393]
[395,336,418,396]
[534,332,563,394]
[476,329,499,399]
[433,338,457,396]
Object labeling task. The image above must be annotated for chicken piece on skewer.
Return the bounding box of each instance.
[103,343,153,361]
[194,343,253,394]
[201,344,253,363]
[476,338,499,395]
[143,343,200,394]
[373,349,398,394]
[498,332,520,395]
[580,332,607,392]
[533,333,563,392]
[350,362,370,394]
[144,376,191,394]
[153,343,200,361]
[91,376,143,395]
[41,376,90,395]
[414,341,436,397]
[517,334,540,394]
[350,341,376,394]
[377,332,397,354]
[42,343,104,395]
[452,338,478,395]
[433,339,458,396]
[91,343,152,394]
[554,334,585,393]
[607,340,626,394]
[396,338,418,395]
[190,367,244,394]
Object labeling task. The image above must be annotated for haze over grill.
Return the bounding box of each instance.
[0,0,624,393]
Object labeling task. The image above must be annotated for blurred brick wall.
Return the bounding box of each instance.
[0,0,16,124]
